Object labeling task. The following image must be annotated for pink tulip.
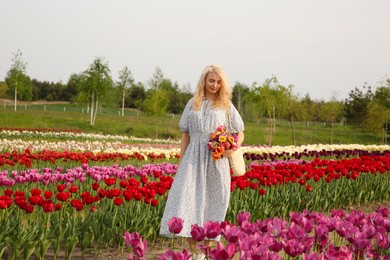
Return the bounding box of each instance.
[190,224,206,242]
[325,245,353,260]
[375,232,390,249]
[222,224,241,244]
[267,218,286,238]
[132,239,147,258]
[282,239,305,257]
[286,222,306,240]
[123,231,142,247]
[158,249,192,260]
[302,252,324,260]
[209,241,235,260]
[204,220,221,239]
[167,217,184,234]
[237,211,250,226]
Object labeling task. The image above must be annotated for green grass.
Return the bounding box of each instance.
[0,104,383,145]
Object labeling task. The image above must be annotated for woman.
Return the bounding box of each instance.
[159,65,244,257]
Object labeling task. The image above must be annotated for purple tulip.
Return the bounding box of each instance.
[204,220,221,239]
[237,233,259,252]
[222,224,241,244]
[324,244,353,260]
[282,239,305,257]
[331,209,345,219]
[132,239,147,258]
[302,217,314,233]
[302,252,324,260]
[268,237,283,253]
[334,220,354,238]
[376,206,389,217]
[314,224,329,245]
[286,222,306,240]
[350,231,370,253]
[376,232,390,249]
[167,217,184,234]
[208,241,236,260]
[123,231,141,247]
[190,224,206,242]
[240,220,257,235]
[361,223,376,239]
[267,218,286,238]
[237,211,251,226]
[158,249,192,260]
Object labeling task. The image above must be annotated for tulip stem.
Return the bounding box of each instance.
[171,234,176,251]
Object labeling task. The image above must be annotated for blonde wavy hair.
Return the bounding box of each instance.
[192,64,232,110]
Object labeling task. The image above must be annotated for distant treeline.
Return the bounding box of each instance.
[1,51,390,138]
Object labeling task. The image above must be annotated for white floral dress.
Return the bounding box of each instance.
[159,98,244,239]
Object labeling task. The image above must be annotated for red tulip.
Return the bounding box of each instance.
[114,197,123,206]
[56,192,71,202]
[30,188,41,196]
[57,184,66,192]
[91,182,100,190]
[69,185,78,193]
[44,190,53,199]
[151,199,159,207]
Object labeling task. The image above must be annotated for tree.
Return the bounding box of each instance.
[232,82,250,116]
[320,98,344,144]
[80,57,113,126]
[117,66,134,116]
[366,101,389,143]
[0,81,7,98]
[143,67,170,138]
[366,79,390,143]
[127,82,146,109]
[253,77,289,145]
[344,84,373,125]
[5,49,32,110]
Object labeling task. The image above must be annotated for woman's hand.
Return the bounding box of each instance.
[222,149,235,158]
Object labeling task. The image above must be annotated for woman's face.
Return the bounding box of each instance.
[204,72,222,99]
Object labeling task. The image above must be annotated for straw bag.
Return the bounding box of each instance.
[228,147,246,177]
[226,110,246,177]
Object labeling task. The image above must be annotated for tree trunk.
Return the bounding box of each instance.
[290,116,296,146]
[14,87,17,111]
[122,89,125,116]
[331,119,334,144]
[93,95,99,126]
[268,115,273,146]
[90,91,94,126]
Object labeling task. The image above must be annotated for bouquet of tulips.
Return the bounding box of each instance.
[208,125,238,160]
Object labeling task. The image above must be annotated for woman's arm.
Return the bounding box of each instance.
[178,132,190,164]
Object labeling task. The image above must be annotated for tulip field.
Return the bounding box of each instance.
[1,128,390,259]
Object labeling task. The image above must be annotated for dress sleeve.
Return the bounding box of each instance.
[179,98,194,132]
[229,102,244,133]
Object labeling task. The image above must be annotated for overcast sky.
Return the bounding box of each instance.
[1,0,389,101]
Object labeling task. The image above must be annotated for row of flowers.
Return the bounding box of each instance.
[0,138,179,152]
[2,175,390,259]
[2,133,390,154]
[0,127,84,133]
[1,152,390,218]
[126,208,390,259]
[1,152,390,188]
[1,161,390,258]
[0,149,180,168]
[3,147,390,171]
[0,129,180,144]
